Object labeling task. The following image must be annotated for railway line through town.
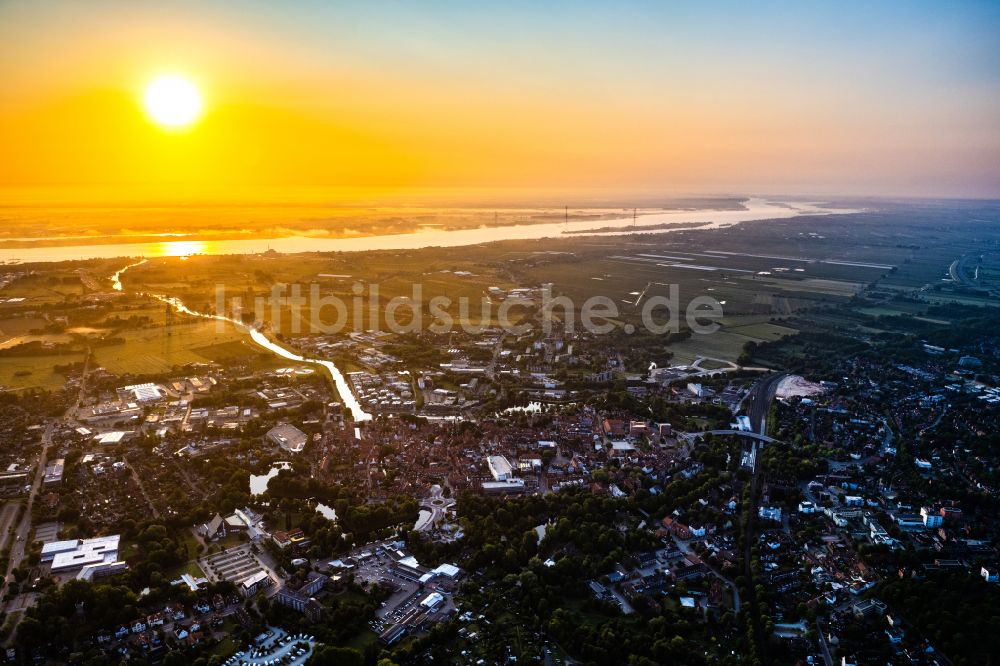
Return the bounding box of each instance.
[737,372,786,665]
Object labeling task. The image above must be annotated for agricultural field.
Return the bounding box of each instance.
[664,331,758,365]
[725,321,799,342]
[1,202,997,392]
[0,333,72,351]
[518,244,888,326]
[662,320,800,366]
[0,316,48,343]
[919,292,1000,308]
[92,318,246,376]
[0,352,85,391]
[0,271,85,304]
[119,249,522,334]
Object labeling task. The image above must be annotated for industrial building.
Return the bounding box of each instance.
[266,423,308,453]
[119,383,164,403]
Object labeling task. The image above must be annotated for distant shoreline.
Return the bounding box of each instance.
[0,198,750,249]
[563,221,714,235]
[0,198,850,264]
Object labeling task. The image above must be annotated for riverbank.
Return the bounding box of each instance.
[0,198,853,264]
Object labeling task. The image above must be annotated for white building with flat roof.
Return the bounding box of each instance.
[43,535,121,572]
[94,431,129,445]
[487,455,514,481]
[43,458,65,486]
[432,563,461,579]
[41,539,81,561]
[420,591,444,609]
[482,479,526,494]
[121,383,164,403]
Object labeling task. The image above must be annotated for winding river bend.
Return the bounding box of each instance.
[112,261,371,422]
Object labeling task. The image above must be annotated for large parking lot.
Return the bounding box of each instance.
[350,548,422,619]
[200,545,273,584]
[223,627,316,666]
[345,542,457,636]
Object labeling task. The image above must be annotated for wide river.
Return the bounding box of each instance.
[2,198,846,263]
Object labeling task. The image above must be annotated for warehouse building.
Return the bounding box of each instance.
[266,423,308,453]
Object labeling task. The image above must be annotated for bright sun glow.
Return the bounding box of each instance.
[143,75,203,128]
[157,240,206,257]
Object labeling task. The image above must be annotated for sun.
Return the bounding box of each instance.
[143,75,203,129]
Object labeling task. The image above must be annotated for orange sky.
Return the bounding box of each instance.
[1,1,999,202]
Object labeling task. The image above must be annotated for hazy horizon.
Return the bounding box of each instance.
[2,186,999,210]
[2,1,999,201]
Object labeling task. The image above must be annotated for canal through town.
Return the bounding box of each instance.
[112,261,372,422]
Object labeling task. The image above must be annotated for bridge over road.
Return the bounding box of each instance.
[685,429,781,444]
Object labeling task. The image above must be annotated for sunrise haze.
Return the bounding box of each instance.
[1,0,999,203]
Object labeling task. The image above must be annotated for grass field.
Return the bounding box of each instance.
[208,637,237,659]
[0,333,72,350]
[0,353,84,391]
[857,306,912,317]
[662,319,799,365]
[93,319,245,375]
[114,231,875,369]
[122,251,520,335]
[665,332,752,365]
[0,317,48,342]
[0,298,266,388]
[189,339,258,362]
[346,629,378,653]
[0,273,85,304]
[164,559,207,581]
[726,321,799,341]
[203,533,249,554]
[754,276,863,297]
[6,205,992,387]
